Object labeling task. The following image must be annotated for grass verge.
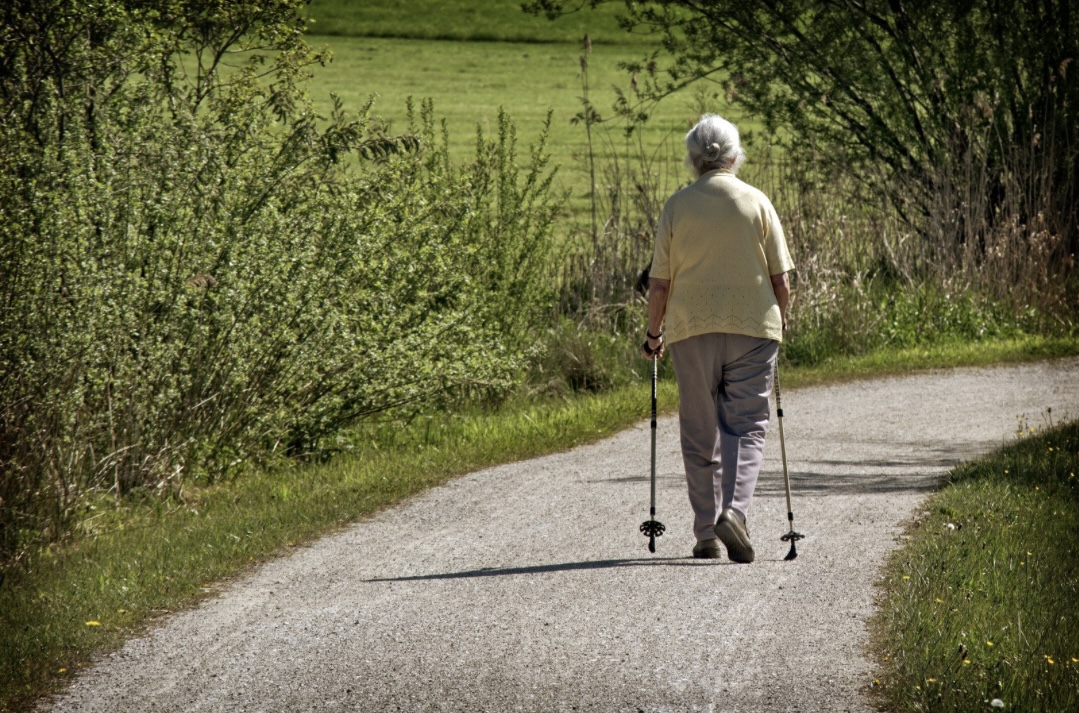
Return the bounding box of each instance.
[0,379,678,712]
[782,335,1079,389]
[871,418,1079,712]
[1,334,1076,712]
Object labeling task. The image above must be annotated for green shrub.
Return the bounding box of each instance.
[0,1,560,565]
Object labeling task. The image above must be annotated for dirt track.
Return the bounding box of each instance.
[44,358,1079,712]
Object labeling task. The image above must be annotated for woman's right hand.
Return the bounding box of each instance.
[641,336,665,359]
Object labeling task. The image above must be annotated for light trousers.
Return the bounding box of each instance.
[669,333,778,541]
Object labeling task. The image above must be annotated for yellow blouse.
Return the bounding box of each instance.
[651,169,794,344]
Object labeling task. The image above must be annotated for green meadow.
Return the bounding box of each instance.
[296,1,753,220]
[301,35,715,218]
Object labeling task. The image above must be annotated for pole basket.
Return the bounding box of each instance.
[781,529,805,560]
[640,519,665,553]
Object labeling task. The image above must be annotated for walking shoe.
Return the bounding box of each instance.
[714,509,755,563]
[692,538,722,559]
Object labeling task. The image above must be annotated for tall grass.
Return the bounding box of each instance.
[547,102,1076,389]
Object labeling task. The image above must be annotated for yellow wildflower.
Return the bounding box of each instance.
[85,621,101,627]
[986,641,994,647]
[963,659,971,665]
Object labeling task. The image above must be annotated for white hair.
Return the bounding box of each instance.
[684,114,746,176]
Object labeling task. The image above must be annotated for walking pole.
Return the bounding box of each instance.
[774,362,804,560]
[640,354,665,553]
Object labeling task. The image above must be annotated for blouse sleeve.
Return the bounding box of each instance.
[651,199,674,280]
[762,196,794,276]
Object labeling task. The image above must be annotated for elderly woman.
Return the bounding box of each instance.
[641,114,793,563]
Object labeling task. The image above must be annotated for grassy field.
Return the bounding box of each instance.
[295,2,756,222]
[872,418,1079,712]
[3,335,1077,712]
[299,33,739,219]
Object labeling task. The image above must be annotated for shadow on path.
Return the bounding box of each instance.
[592,441,983,496]
[368,556,725,583]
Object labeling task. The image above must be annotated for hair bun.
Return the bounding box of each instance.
[702,142,723,162]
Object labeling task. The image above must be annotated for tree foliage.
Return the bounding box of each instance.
[0,1,560,564]
[528,0,1078,250]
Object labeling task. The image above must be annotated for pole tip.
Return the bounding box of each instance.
[784,541,798,561]
[648,535,656,553]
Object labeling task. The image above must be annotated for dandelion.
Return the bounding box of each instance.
[85,621,101,627]
[935,598,944,603]
[57,668,67,674]
[963,659,971,665]
[927,677,938,683]
[117,608,126,614]
[1045,655,1055,664]
[986,640,994,647]
[902,575,911,580]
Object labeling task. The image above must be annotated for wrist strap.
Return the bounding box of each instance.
[642,339,657,356]
[646,330,663,340]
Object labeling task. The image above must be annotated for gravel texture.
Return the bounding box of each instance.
[44,359,1079,712]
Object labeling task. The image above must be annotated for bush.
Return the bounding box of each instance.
[0,1,560,566]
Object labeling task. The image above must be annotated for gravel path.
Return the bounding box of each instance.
[45,359,1079,713]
